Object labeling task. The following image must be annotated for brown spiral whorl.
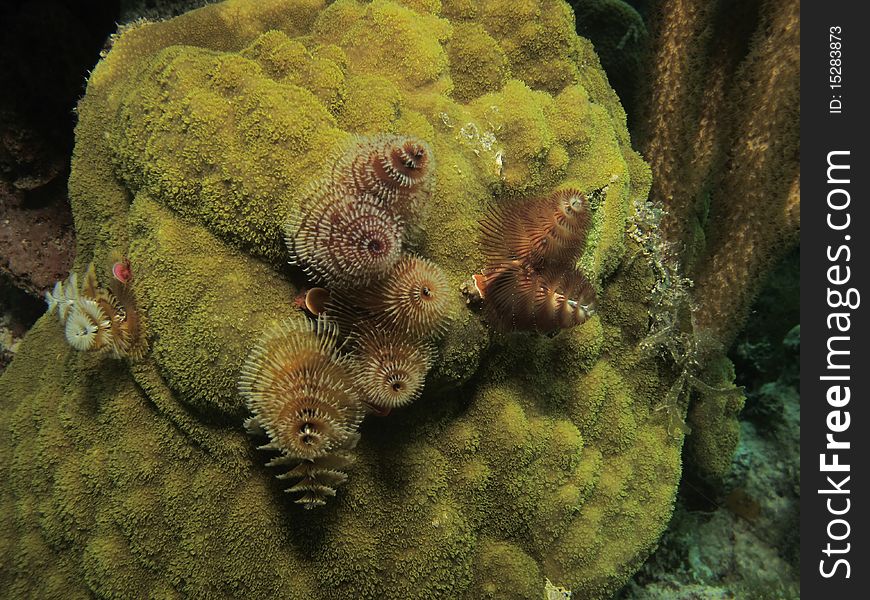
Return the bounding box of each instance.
[286,190,404,289]
[477,189,596,333]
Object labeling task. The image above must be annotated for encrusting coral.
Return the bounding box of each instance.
[0,1,686,598]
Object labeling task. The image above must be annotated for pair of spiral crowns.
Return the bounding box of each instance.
[45,257,145,359]
[287,135,434,288]
[239,134,453,509]
[475,189,597,332]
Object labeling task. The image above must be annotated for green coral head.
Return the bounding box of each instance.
[8,1,679,599]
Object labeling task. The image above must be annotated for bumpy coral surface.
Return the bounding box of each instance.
[0,1,681,598]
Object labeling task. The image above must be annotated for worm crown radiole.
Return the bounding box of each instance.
[46,262,145,358]
[476,189,597,333]
[247,134,448,508]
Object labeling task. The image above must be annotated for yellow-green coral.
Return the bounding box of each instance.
[0,1,682,598]
[685,355,746,479]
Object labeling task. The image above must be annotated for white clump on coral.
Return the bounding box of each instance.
[64,298,109,351]
[46,277,81,322]
[544,578,572,599]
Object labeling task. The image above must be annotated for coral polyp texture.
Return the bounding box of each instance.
[0,1,682,599]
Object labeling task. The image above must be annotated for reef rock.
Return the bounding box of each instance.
[0,1,682,598]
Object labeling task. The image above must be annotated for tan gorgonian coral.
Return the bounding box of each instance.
[350,329,434,410]
[286,190,404,289]
[637,0,799,348]
[333,135,434,222]
[239,318,365,462]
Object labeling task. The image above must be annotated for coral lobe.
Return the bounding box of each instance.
[0,1,676,598]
